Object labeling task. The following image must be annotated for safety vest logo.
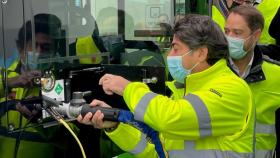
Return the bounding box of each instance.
[209,88,222,97]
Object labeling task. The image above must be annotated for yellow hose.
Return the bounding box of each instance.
[59,119,86,158]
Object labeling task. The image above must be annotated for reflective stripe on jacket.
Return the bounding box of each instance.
[107,59,255,158]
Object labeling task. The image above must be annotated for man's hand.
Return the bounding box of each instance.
[15,101,41,122]
[99,74,130,96]
[7,71,42,88]
[77,99,118,129]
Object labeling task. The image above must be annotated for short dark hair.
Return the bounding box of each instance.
[173,14,228,65]
[16,13,61,49]
[230,5,264,32]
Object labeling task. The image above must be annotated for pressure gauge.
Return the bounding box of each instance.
[41,70,55,92]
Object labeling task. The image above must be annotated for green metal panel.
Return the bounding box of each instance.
[197,0,208,15]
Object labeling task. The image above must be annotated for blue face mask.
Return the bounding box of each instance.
[25,51,56,70]
[226,35,251,59]
[167,50,199,83]
[26,51,39,70]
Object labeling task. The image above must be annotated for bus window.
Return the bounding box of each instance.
[0,1,211,158]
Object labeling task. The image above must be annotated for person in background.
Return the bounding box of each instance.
[156,13,172,49]
[258,7,280,61]
[78,14,255,158]
[0,13,67,158]
[224,5,280,158]
[212,0,280,60]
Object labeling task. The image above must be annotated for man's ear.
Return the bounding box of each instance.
[254,29,262,41]
[197,46,208,62]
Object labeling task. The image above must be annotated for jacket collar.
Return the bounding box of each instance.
[174,81,185,89]
[185,59,229,92]
[170,59,228,91]
[244,46,266,83]
[14,61,22,74]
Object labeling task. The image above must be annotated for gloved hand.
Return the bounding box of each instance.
[7,70,42,88]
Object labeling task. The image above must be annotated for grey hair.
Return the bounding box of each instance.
[173,14,228,65]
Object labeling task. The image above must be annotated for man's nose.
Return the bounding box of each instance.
[226,31,234,37]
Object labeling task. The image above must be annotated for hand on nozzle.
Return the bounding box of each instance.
[77,99,119,129]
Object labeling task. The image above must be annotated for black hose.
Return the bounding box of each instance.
[0,100,18,116]
[42,95,61,107]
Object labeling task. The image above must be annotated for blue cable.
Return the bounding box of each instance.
[118,110,166,158]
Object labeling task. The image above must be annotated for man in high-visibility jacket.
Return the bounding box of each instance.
[0,14,66,158]
[76,20,107,64]
[78,14,255,158]
[224,5,280,158]
[212,0,280,45]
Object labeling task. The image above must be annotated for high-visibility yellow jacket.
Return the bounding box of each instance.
[0,60,59,158]
[212,1,280,45]
[106,59,255,158]
[76,36,103,64]
[256,0,280,45]
[241,47,280,158]
[212,5,225,31]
